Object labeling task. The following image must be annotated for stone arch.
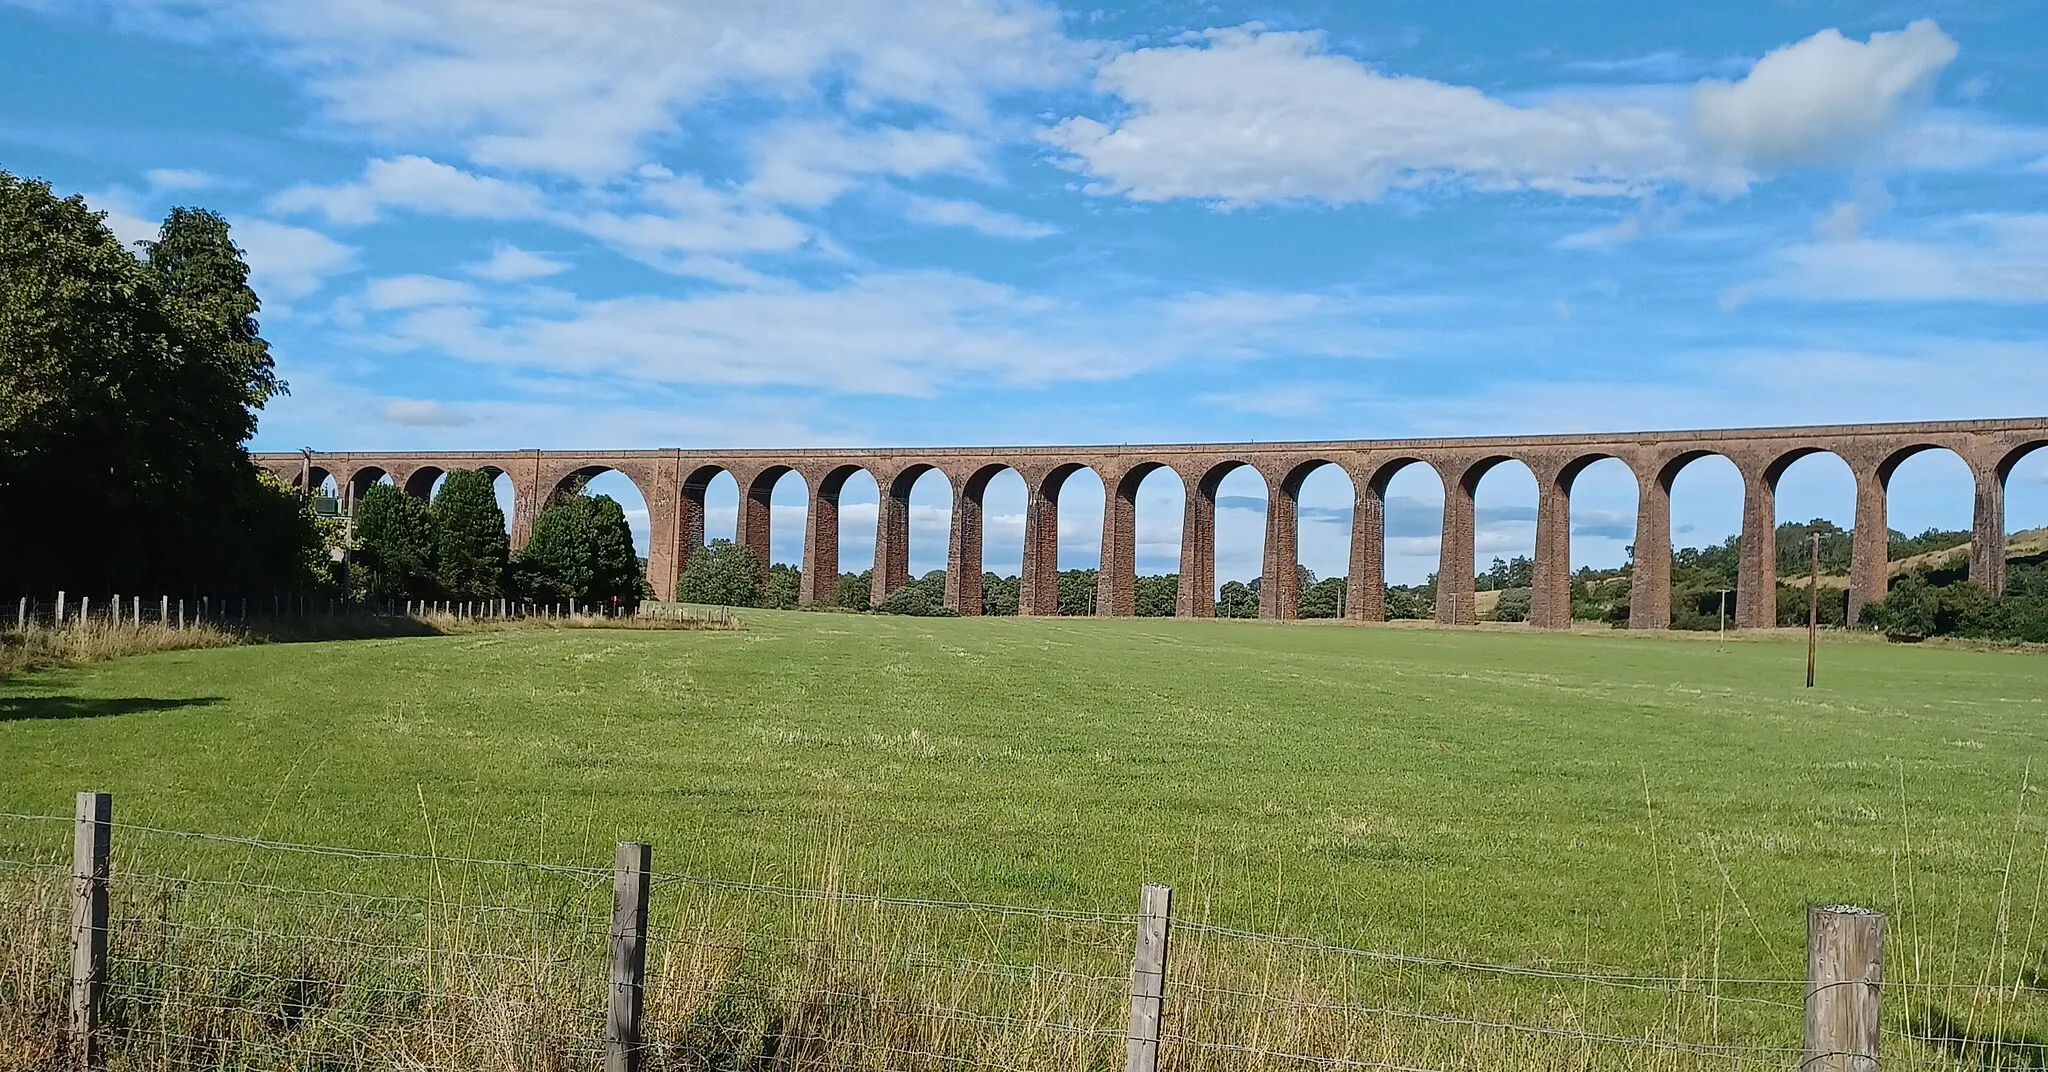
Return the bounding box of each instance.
[402,466,445,499]
[345,466,391,509]
[1438,454,1534,626]
[293,465,337,493]
[1098,462,1184,617]
[1355,457,1442,622]
[1265,459,1355,620]
[1016,462,1102,616]
[1179,459,1266,619]
[1758,447,1858,627]
[870,463,953,605]
[1853,444,1975,621]
[795,463,881,606]
[740,465,801,593]
[1527,453,1632,629]
[1626,450,1745,629]
[949,463,1030,616]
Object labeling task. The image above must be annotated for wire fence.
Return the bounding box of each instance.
[4,808,2047,1071]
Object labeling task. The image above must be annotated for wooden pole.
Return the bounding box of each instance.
[1804,905,1883,1072]
[56,590,66,624]
[17,596,26,630]
[608,841,651,1072]
[70,791,112,1066]
[1807,532,1821,689]
[1125,883,1173,1072]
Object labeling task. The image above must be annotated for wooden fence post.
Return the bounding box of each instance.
[608,841,651,1072]
[56,590,66,624]
[17,596,26,630]
[1804,905,1884,1072]
[1125,883,1172,1072]
[71,791,112,1067]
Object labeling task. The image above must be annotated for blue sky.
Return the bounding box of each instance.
[4,0,2045,585]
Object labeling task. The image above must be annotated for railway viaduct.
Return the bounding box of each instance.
[257,417,2048,629]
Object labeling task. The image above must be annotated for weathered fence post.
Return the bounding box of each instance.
[71,791,112,1067]
[80,596,89,625]
[16,597,26,630]
[159,596,168,625]
[1125,883,1172,1072]
[608,841,651,1072]
[177,600,185,630]
[1804,905,1884,1072]
[56,590,67,624]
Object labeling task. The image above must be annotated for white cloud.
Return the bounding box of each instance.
[117,0,1086,179]
[381,399,473,427]
[465,244,568,281]
[572,173,808,269]
[1046,25,1725,206]
[270,155,545,225]
[1761,214,2048,303]
[1693,20,1957,168]
[232,218,357,302]
[145,167,215,191]
[363,274,480,310]
[903,196,1056,239]
[747,123,985,207]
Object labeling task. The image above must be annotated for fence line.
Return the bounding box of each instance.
[2,800,2035,1070]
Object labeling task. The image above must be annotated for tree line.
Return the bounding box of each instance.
[1,173,328,597]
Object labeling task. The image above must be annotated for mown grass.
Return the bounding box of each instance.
[2,613,2046,1066]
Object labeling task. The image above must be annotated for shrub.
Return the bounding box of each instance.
[676,540,761,607]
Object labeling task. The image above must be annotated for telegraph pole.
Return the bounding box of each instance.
[1805,532,1821,688]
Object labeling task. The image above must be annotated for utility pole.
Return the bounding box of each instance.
[1718,587,1731,647]
[1806,532,1821,689]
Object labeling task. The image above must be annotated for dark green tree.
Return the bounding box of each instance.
[835,570,873,611]
[677,540,761,606]
[1216,580,1258,618]
[1057,568,1099,616]
[514,493,595,603]
[354,484,436,601]
[980,573,1018,616]
[1300,576,1347,618]
[762,563,802,609]
[586,494,645,606]
[0,174,318,596]
[433,469,509,600]
[1134,574,1178,617]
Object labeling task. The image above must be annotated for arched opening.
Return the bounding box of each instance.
[906,467,953,578]
[961,465,1027,616]
[346,467,390,511]
[2004,443,2048,537]
[1996,442,2048,600]
[1461,458,1536,625]
[1121,465,1184,617]
[1202,462,1266,618]
[868,465,952,608]
[737,467,806,608]
[489,470,515,538]
[1049,465,1104,616]
[1552,455,1635,628]
[1765,450,1856,628]
[1871,447,1974,618]
[403,466,444,499]
[1278,462,1355,620]
[831,467,880,602]
[1660,453,1743,630]
[578,470,652,571]
[1369,458,1444,621]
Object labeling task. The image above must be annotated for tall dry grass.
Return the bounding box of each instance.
[0,607,738,679]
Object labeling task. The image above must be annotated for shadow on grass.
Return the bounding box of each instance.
[0,695,225,722]
[1915,1006,2048,1070]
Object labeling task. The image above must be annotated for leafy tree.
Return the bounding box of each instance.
[1134,574,1178,617]
[354,484,435,601]
[515,494,594,603]
[1487,589,1531,622]
[980,573,1018,616]
[1385,584,1432,619]
[1300,576,1346,618]
[762,563,802,609]
[1216,580,1258,618]
[433,470,509,600]
[1476,556,1534,592]
[835,570,872,611]
[676,540,761,606]
[1775,519,1852,576]
[875,572,957,616]
[1057,568,1099,616]
[0,174,319,596]
[586,494,645,606]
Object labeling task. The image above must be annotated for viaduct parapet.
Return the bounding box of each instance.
[258,417,2048,629]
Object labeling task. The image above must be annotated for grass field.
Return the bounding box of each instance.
[4,611,2044,989]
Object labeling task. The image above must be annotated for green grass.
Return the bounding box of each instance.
[2,611,2045,988]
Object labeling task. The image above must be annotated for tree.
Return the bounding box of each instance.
[354,484,435,601]
[514,493,595,603]
[763,563,802,609]
[1134,574,1178,617]
[1300,576,1346,618]
[0,174,319,596]
[835,570,872,611]
[433,470,509,600]
[980,573,1018,616]
[585,494,645,605]
[1057,568,1098,616]
[677,540,761,606]
[1216,580,1258,618]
